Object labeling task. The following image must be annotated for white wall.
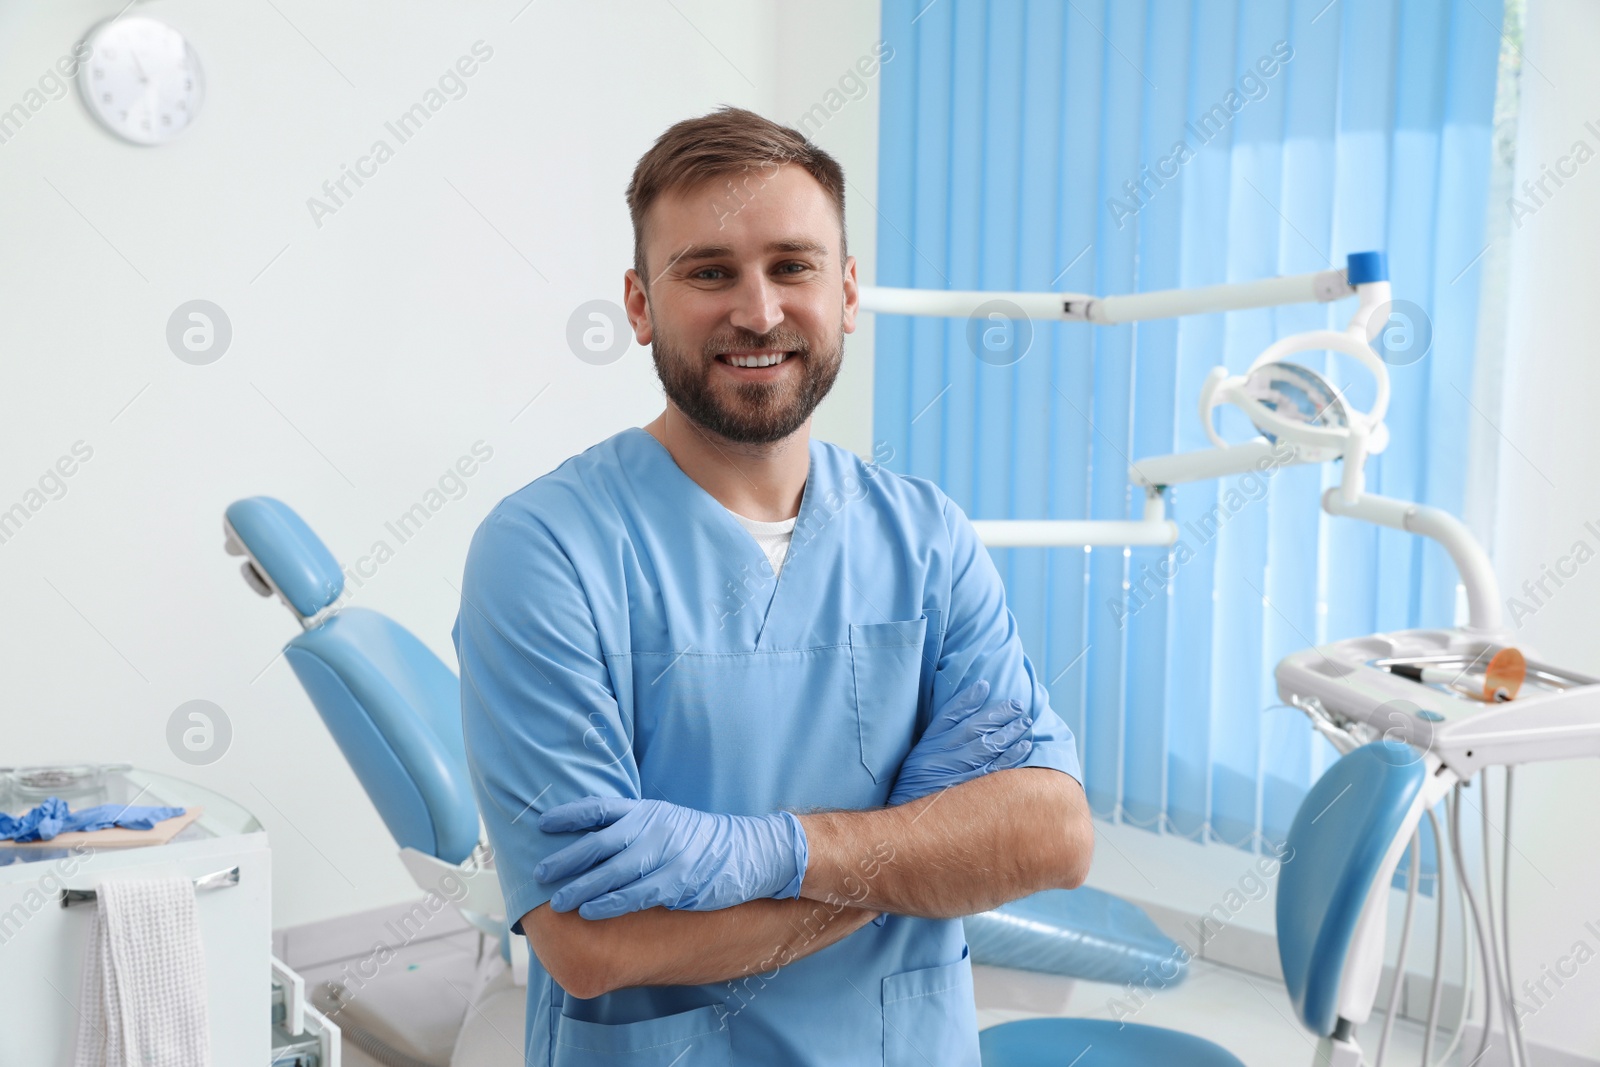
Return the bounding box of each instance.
[1485,0,1600,1057]
[0,0,881,928]
[776,4,882,456]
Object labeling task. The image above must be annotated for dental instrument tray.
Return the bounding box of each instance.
[1276,627,1600,776]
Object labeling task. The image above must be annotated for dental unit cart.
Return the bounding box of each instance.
[859,250,1600,1067]
[1275,563,1600,1067]
[0,764,340,1065]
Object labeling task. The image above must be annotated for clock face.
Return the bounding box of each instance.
[77,16,204,146]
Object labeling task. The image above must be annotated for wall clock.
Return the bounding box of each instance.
[78,15,204,145]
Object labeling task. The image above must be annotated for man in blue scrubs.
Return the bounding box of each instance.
[454,106,1092,1066]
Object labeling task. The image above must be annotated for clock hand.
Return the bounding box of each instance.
[128,50,164,129]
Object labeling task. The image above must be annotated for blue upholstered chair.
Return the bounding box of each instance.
[979,740,1441,1066]
[224,496,482,868]
[225,496,529,1066]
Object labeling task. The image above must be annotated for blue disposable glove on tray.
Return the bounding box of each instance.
[0,796,187,842]
[887,678,1034,807]
[536,797,807,921]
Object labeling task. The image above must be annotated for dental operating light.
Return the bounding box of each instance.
[859,251,1508,640]
[858,251,1402,548]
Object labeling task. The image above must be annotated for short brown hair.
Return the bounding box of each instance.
[625,106,847,283]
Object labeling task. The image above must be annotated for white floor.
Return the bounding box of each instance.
[289,923,1476,1067]
[295,930,504,1066]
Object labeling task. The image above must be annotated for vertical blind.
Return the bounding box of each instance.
[872,0,1504,852]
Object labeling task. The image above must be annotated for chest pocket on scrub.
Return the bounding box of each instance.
[850,612,939,784]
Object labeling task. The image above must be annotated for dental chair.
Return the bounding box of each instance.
[222,495,1192,1063]
[980,739,1440,1066]
[224,498,522,1067]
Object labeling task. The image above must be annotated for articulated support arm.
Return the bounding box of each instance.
[1321,490,1503,636]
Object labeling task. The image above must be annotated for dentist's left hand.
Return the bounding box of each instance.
[535,797,808,920]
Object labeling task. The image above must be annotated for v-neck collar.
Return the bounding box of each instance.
[622,426,819,648]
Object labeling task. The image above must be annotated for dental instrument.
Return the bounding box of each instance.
[1385,646,1527,702]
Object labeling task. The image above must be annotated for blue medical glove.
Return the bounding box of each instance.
[0,797,186,842]
[887,678,1033,807]
[535,797,808,921]
[64,802,187,833]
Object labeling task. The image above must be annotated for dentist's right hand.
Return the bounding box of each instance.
[886,678,1034,807]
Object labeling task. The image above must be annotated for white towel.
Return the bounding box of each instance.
[74,876,211,1067]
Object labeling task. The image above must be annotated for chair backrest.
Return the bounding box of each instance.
[1276,740,1426,1037]
[224,497,480,865]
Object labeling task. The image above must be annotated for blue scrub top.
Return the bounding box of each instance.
[453,427,1082,1066]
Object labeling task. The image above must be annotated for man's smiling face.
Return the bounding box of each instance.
[628,164,858,445]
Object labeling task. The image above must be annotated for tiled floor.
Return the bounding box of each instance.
[293,925,1475,1067]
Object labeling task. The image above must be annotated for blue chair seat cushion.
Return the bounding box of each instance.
[980,1017,1245,1066]
[965,886,1188,987]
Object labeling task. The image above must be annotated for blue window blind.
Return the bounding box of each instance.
[872,0,1503,851]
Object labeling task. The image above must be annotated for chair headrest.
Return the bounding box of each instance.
[224,497,344,621]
